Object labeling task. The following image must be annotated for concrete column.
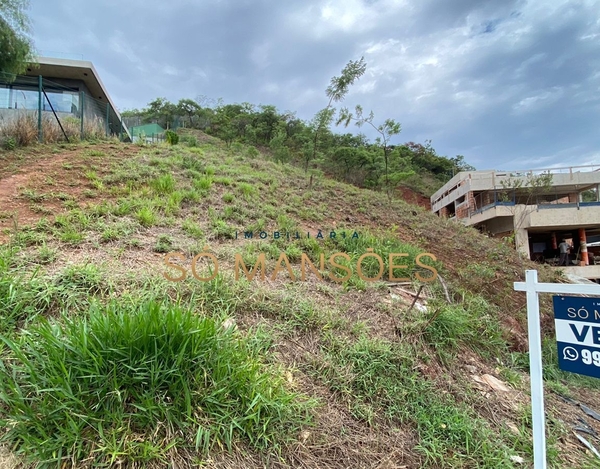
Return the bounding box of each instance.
[568,193,578,203]
[579,228,588,266]
[515,228,530,259]
[551,232,557,250]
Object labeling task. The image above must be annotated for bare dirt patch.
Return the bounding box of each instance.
[0,144,141,244]
[0,447,18,469]
[396,185,431,210]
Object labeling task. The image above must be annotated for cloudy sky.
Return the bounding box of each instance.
[27,0,600,170]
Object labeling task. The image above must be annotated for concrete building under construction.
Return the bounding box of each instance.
[431,165,600,280]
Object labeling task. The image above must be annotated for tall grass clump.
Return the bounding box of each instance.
[0,301,311,466]
[151,173,176,194]
[0,112,38,147]
[313,336,516,468]
[0,245,49,334]
[421,294,507,361]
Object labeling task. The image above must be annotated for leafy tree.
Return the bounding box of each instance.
[121,108,142,118]
[403,141,454,179]
[450,155,476,174]
[253,104,279,144]
[0,0,35,80]
[306,57,367,172]
[176,99,202,128]
[337,105,402,198]
[144,97,178,129]
[269,122,291,163]
[582,189,598,202]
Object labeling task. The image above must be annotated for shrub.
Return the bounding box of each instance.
[0,302,311,466]
[136,206,157,227]
[182,135,198,147]
[165,129,179,145]
[246,146,260,159]
[151,173,176,194]
[2,136,16,150]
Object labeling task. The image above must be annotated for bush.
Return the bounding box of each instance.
[0,301,311,466]
[2,136,16,150]
[165,129,179,145]
[181,135,198,147]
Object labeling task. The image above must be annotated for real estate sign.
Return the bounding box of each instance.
[553,296,600,379]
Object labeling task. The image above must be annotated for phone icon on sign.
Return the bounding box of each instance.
[563,347,579,361]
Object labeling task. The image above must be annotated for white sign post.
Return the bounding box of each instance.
[514,270,600,469]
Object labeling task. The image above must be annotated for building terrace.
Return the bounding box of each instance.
[431,165,600,281]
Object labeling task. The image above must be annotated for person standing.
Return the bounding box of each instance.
[558,239,571,266]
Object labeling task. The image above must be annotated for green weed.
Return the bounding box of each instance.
[0,302,312,466]
[137,206,158,227]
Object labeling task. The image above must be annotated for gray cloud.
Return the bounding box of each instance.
[28,0,600,170]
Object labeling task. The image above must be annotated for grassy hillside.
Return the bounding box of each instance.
[0,135,599,468]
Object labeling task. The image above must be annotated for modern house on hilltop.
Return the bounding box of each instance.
[431,165,600,281]
[0,56,130,141]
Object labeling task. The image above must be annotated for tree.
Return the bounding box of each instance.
[269,121,291,163]
[337,105,401,198]
[0,0,35,80]
[144,98,177,129]
[177,99,202,128]
[306,57,367,173]
[449,155,476,175]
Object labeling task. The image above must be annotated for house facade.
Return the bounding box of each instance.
[0,57,130,141]
[431,166,600,280]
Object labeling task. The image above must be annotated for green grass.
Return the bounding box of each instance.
[0,301,312,466]
[34,243,58,264]
[309,335,518,468]
[150,173,176,194]
[237,182,257,199]
[0,140,588,467]
[20,188,46,203]
[419,293,507,362]
[193,175,213,192]
[210,218,235,239]
[0,247,47,334]
[182,217,204,239]
[136,205,158,227]
[154,234,174,253]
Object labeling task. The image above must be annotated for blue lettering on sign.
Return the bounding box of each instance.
[553,296,600,379]
[553,296,600,323]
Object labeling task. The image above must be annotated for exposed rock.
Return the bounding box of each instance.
[506,422,520,435]
[221,318,236,330]
[481,374,511,392]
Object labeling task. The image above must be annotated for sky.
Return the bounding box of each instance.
[27,0,600,170]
